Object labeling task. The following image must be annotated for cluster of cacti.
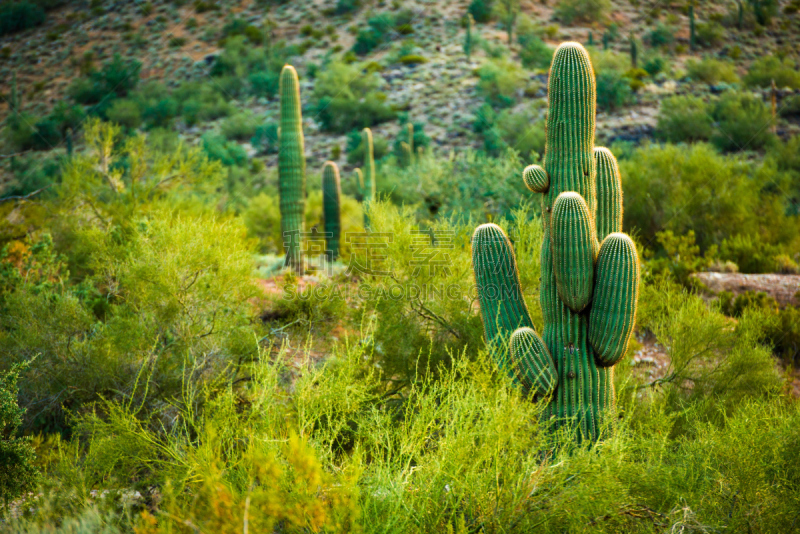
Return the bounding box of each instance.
[689,3,696,51]
[322,161,341,261]
[358,127,377,229]
[472,43,640,442]
[464,13,473,61]
[278,65,306,270]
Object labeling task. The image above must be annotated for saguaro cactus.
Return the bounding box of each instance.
[689,3,696,51]
[360,128,376,229]
[629,33,637,68]
[472,43,640,442]
[322,161,341,261]
[278,65,306,270]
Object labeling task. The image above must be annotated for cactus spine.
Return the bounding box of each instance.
[361,128,376,229]
[322,161,341,261]
[278,65,306,270]
[689,3,696,51]
[471,43,640,442]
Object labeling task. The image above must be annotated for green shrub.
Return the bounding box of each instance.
[642,54,667,76]
[141,97,178,129]
[476,57,526,108]
[483,105,546,159]
[469,0,494,22]
[695,21,725,47]
[596,69,633,111]
[67,54,142,105]
[220,113,259,141]
[718,234,783,273]
[517,28,552,69]
[175,82,234,126]
[655,95,713,143]
[334,0,361,15]
[249,70,280,98]
[748,0,778,25]
[312,62,396,133]
[105,98,143,129]
[744,56,800,89]
[621,142,800,252]
[711,91,773,152]
[685,57,739,85]
[0,362,38,503]
[0,2,45,36]
[201,133,248,167]
[251,122,279,155]
[646,23,673,47]
[554,0,610,24]
[646,230,714,286]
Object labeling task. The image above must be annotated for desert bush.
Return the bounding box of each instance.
[220,112,259,141]
[175,83,234,126]
[554,0,610,24]
[710,91,773,152]
[596,69,633,111]
[202,133,248,167]
[67,54,142,106]
[621,142,800,252]
[655,95,713,142]
[313,62,396,133]
[476,104,546,159]
[636,280,782,432]
[744,56,800,89]
[646,23,673,47]
[248,70,280,98]
[105,98,143,129]
[476,57,526,108]
[642,54,667,76]
[518,30,552,69]
[0,362,39,503]
[685,57,739,85]
[748,0,778,25]
[251,122,278,155]
[695,21,725,47]
[646,230,715,286]
[392,122,430,165]
[378,148,528,221]
[469,0,494,22]
[0,2,45,36]
[718,233,783,273]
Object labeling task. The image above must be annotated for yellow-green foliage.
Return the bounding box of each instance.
[134,433,360,533]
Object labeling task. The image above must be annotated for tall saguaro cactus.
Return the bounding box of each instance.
[278,65,306,270]
[360,128,376,229]
[689,3,696,51]
[472,43,640,442]
[322,161,341,261]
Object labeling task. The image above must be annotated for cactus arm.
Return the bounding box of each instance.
[322,161,342,262]
[510,327,558,396]
[550,192,598,313]
[589,234,640,366]
[472,223,534,372]
[523,164,549,193]
[594,147,623,242]
[278,65,306,269]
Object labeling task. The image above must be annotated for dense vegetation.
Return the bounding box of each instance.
[1,0,800,531]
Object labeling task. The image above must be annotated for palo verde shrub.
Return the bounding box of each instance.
[313,62,396,133]
[554,0,610,24]
[685,57,739,85]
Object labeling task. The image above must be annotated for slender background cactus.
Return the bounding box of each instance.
[361,127,376,229]
[322,161,341,262]
[689,3,696,51]
[278,65,306,270]
[464,13,473,61]
[472,43,640,442]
